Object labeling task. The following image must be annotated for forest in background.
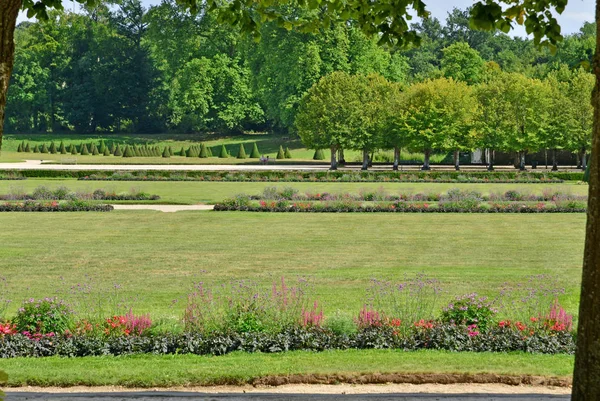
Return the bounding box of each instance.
[5,0,596,136]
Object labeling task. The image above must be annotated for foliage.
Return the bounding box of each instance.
[13,298,73,335]
[237,144,247,159]
[249,143,260,158]
[441,293,497,330]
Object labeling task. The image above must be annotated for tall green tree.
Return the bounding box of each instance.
[441,42,484,85]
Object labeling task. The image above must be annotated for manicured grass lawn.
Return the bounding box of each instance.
[0,132,446,164]
[0,179,589,204]
[0,212,585,319]
[0,350,574,386]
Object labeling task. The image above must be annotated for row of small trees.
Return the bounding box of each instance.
[295,67,594,170]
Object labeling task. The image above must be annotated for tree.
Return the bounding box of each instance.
[295,71,364,170]
[441,42,484,85]
[401,77,477,170]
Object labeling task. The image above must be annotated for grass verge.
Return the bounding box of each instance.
[0,350,574,387]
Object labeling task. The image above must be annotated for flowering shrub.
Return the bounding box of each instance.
[301,301,324,328]
[103,311,152,336]
[542,300,573,332]
[0,322,16,336]
[14,298,73,335]
[441,293,496,330]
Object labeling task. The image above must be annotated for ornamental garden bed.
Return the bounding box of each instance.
[0,201,113,212]
[0,169,581,182]
[214,187,588,213]
[0,275,575,357]
[0,186,159,202]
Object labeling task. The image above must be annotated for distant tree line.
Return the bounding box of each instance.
[6,0,596,145]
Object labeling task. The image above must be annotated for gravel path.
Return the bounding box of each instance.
[111,205,214,212]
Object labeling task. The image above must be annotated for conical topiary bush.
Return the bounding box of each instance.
[123,145,134,158]
[99,141,106,154]
[80,144,89,155]
[33,145,40,153]
[162,147,170,158]
[207,146,213,157]
[284,147,292,159]
[41,143,49,154]
[219,144,229,158]
[17,143,22,152]
[24,143,31,152]
[313,149,325,160]
[169,146,174,156]
[92,145,99,155]
[114,144,123,156]
[103,147,111,156]
[110,143,116,154]
[250,142,260,158]
[276,145,285,160]
[199,143,208,158]
[237,144,247,159]
[179,147,186,156]
[49,142,57,154]
[70,145,77,155]
[59,142,66,154]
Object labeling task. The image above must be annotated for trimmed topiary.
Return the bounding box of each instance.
[284,147,292,159]
[24,143,31,152]
[179,147,185,156]
[92,145,99,155]
[70,145,77,155]
[41,143,49,154]
[197,143,207,158]
[110,143,116,154]
[123,145,134,157]
[33,145,40,153]
[80,144,89,155]
[103,147,111,156]
[237,144,247,159]
[17,143,22,152]
[162,147,170,158]
[49,142,57,154]
[250,142,260,158]
[59,142,66,154]
[114,144,123,157]
[313,149,325,160]
[98,141,106,154]
[169,146,174,156]
[207,146,213,157]
[219,144,229,158]
[276,145,285,160]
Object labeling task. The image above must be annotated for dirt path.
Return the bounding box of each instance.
[111,205,214,212]
[5,383,571,395]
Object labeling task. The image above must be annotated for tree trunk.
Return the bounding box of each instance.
[329,145,337,171]
[552,149,558,171]
[572,2,600,397]
[0,0,21,152]
[519,151,526,171]
[337,148,345,165]
[361,149,369,170]
[454,150,460,171]
[582,146,588,171]
[393,146,400,171]
[421,149,431,170]
[487,149,495,171]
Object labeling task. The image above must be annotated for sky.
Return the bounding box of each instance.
[19,0,596,37]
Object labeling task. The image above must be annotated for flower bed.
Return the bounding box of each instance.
[0,201,113,212]
[0,276,576,357]
[214,188,588,213]
[0,186,159,202]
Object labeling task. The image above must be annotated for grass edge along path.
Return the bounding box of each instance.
[0,350,574,387]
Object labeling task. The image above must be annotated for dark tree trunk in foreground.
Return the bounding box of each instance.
[552,149,558,171]
[393,146,400,171]
[0,0,21,152]
[487,149,494,171]
[572,2,600,397]
[421,149,431,170]
[329,145,337,170]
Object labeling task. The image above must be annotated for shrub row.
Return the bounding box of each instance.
[0,201,113,212]
[213,203,587,213]
[0,325,574,358]
[0,169,581,181]
[0,187,159,201]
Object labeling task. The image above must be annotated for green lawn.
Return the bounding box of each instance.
[0,179,589,204]
[0,132,446,164]
[0,212,585,319]
[0,350,574,387]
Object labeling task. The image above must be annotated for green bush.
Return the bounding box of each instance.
[33,145,40,153]
[70,145,77,155]
[59,142,66,154]
[103,147,111,156]
[276,145,285,160]
[162,147,170,158]
[441,294,496,330]
[178,147,185,156]
[49,142,57,154]
[98,141,106,154]
[284,147,292,159]
[24,143,31,152]
[219,144,229,158]
[313,149,325,160]
[16,143,22,152]
[185,147,195,157]
[123,145,134,158]
[40,143,49,154]
[207,146,213,157]
[199,143,208,158]
[91,145,99,155]
[250,142,260,158]
[324,311,357,335]
[237,144,247,159]
[14,298,73,335]
[80,144,89,155]
[110,143,116,154]
[114,144,123,157]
